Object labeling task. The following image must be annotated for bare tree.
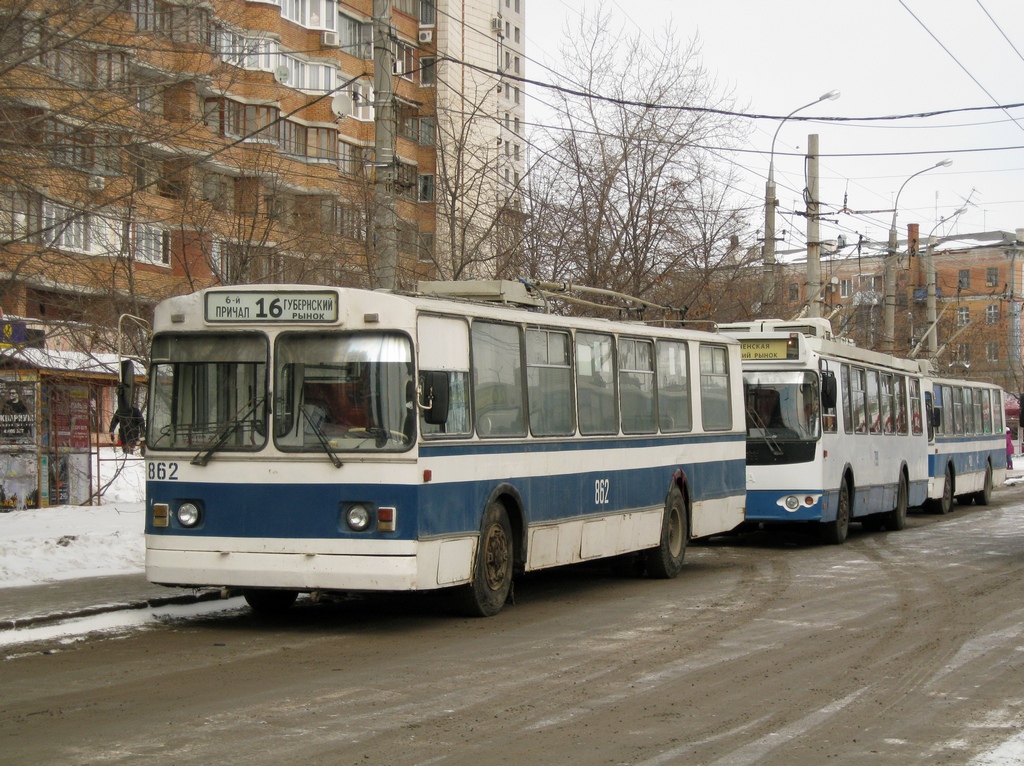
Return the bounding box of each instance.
[524,5,754,319]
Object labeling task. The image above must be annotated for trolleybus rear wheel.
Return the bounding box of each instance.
[457,501,513,617]
[645,485,687,579]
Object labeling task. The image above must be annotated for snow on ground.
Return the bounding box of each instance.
[0,448,145,588]
[1,450,1023,589]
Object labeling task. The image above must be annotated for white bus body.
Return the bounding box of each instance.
[720,318,929,543]
[144,283,747,615]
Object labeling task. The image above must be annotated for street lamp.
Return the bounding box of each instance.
[763,89,840,314]
[882,159,953,352]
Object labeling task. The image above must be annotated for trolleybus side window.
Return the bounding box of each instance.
[963,387,974,434]
[895,376,909,434]
[881,373,895,434]
[952,385,964,434]
[980,389,992,433]
[867,370,882,434]
[656,340,691,433]
[841,364,852,434]
[526,328,574,437]
[576,331,617,435]
[472,321,526,438]
[699,344,732,431]
[618,337,655,434]
[418,315,472,437]
[973,388,985,433]
[852,366,868,434]
[910,378,923,435]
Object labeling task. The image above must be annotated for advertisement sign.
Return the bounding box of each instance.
[0,380,35,445]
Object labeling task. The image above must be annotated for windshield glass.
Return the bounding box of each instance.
[148,333,268,451]
[274,332,414,453]
[744,371,820,441]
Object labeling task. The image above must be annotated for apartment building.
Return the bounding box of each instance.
[0,0,526,356]
[774,231,1024,395]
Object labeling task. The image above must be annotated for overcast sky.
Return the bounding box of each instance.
[524,0,1024,254]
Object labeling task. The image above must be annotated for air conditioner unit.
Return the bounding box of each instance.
[392,60,404,76]
[87,175,105,191]
[418,29,433,44]
[490,17,502,33]
[321,30,339,47]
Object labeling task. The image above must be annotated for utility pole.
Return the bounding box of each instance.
[806,134,821,318]
[373,0,397,290]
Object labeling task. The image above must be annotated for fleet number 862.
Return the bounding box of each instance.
[147,461,179,481]
[595,478,610,505]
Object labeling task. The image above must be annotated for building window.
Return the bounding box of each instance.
[419,117,435,145]
[986,267,999,287]
[420,57,435,85]
[135,223,170,264]
[419,0,436,25]
[788,283,799,302]
[840,278,852,298]
[987,341,999,362]
[418,174,434,202]
[986,304,999,324]
[957,306,969,326]
[958,269,970,290]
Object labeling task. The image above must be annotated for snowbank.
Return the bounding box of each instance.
[0,449,145,588]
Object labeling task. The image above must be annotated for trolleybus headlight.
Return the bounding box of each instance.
[784,495,800,511]
[176,502,201,527]
[346,504,372,532]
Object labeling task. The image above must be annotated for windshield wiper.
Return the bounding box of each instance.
[746,405,784,457]
[300,406,344,468]
[191,398,264,466]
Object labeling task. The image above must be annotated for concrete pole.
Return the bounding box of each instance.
[926,236,938,355]
[806,134,821,318]
[373,0,397,290]
[763,177,776,315]
[762,90,839,318]
[883,160,952,353]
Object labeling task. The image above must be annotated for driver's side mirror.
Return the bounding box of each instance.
[419,371,450,425]
[820,370,837,410]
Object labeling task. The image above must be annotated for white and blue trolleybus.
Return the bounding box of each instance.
[143,281,747,615]
[719,318,931,543]
[922,374,1006,513]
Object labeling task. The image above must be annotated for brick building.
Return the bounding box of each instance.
[774,230,1024,397]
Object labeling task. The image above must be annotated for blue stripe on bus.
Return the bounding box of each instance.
[929,440,1005,477]
[147,455,745,540]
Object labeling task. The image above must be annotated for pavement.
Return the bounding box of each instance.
[4,470,1024,634]
[0,574,224,631]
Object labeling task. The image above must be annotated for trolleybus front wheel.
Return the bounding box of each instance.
[821,479,850,545]
[456,501,513,617]
[645,485,687,579]
[972,462,994,506]
[884,473,908,531]
[243,588,298,615]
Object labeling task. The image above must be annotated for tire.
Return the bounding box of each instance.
[885,473,908,531]
[933,464,954,515]
[821,479,850,545]
[455,501,513,617]
[243,588,298,615]
[972,462,993,506]
[645,485,687,579]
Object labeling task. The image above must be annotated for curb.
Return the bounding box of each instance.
[0,588,225,632]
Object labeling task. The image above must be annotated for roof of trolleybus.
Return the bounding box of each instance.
[717,318,924,374]
[154,283,741,347]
